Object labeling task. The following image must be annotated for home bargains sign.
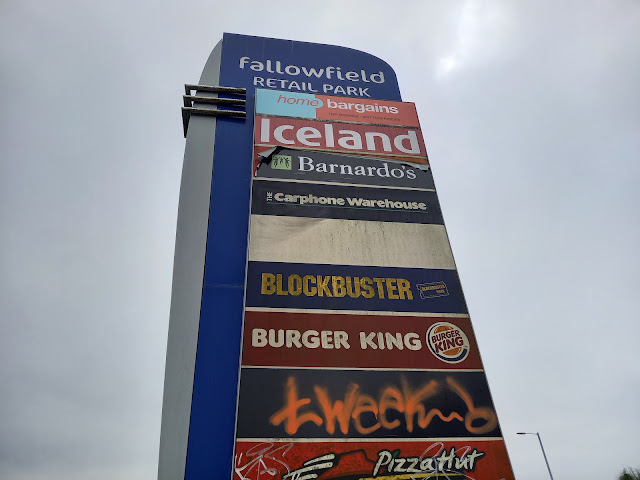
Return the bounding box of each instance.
[256,89,420,126]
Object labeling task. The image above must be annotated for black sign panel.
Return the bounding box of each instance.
[256,149,435,190]
[251,179,444,224]
[236,368,501,439]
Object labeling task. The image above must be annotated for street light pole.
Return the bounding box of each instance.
[517,432,554,480]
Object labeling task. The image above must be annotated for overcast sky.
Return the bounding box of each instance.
[1,1,639,480]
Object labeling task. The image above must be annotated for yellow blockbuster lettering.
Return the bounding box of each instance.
[332,276,346,297]
[303,275,317,296]
[262,273,276,295]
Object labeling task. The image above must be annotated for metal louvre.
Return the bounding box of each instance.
[182,84,247,137]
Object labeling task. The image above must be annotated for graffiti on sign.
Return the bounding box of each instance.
[234,440,515,480]
[237,369,500,438]
[269,376,497,436]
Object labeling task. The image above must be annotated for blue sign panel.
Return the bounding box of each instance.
[185,33,402,480]
[227,36,401,100]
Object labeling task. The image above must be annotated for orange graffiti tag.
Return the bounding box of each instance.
[269,376,497,436]
[269,377,323,435]
[447,376,498,434]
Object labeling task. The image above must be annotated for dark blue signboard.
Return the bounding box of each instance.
[236,368,501,439]
[251,179,444,224]
[179,33,403,480]
[161,33,516,480]
[245,261,467,314]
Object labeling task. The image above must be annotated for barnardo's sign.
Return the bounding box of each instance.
[256,148,435,189]
[159,33,516,480]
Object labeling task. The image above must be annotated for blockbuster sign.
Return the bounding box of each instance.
[159,33,516,480]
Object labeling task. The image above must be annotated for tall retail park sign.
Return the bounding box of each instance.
[159,33,515,480]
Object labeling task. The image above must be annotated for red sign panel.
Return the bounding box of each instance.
[254,116,428,163]
[316,95,419,126]
[243,310,482,370]
[234,440,515,480]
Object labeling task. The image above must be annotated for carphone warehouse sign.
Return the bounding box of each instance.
[159,33,515,480]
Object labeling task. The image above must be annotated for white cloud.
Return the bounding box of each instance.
[436,0,514,78]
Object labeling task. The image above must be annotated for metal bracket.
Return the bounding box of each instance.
[182,85,247,137]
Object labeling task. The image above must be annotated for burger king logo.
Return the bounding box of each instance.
[427,322,470,364]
